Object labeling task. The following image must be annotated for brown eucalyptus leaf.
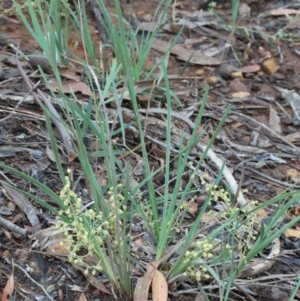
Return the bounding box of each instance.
[152,270,168,301]
[2,184,41,233]
[134,264,156,301]
[152,39,221,66]
[1,274,14,301]
[133,258,163,301]
[59,67,81,81]
[50,81,93,96]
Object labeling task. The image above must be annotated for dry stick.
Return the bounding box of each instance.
[14,49,75,159]
[239,238,281,278]
[0,106,45,120]
[227,109,300,154]
[0,93,34,104]
[245,167,300,189]
[88,0,112,74]
[235,273,298,284]
[0,94,28,122]
[36,89,75,159]
[0,215,27,236]
[88,0,109,44]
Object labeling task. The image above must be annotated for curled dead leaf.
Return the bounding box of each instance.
[1,274,14,301]
[152,270,168,301]
[134,264,156,301]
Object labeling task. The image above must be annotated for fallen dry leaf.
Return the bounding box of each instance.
[198,213,220,229]
[1,274,14,301]
[37,227,71,255]
[284,228,300,238]
[286,19,300,30]
[3,230,11,240]
[151,39,221,66]
[134,263,158,301]
[50,81,93,96]
[238,64,261,73]
[133,260,168,301]
[229,78,249,93]
[84,273,112,295]
[152,270,168,301]
[59,67,81,81]
[290,205,300,218]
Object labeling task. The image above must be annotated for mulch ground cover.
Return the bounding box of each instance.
[0,0,299,300]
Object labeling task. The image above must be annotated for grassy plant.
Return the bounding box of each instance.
[289,274,300,301]
[206,0,240,35]
[231,0,240,34]
[1,0,299,300]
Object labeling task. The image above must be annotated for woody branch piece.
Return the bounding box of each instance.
[14,47,76,161]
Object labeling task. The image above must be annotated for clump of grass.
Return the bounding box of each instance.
[56,169,129,283]
[0,0,299,300]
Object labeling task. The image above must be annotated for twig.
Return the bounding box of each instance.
[245,167,300,189]
[239,238,281,278]
[0,215,27,236]
[13,45,76,160]
[36,89,75,159]
[88,0,109,44]
[0,94,30,122]
[228,109,300,154]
